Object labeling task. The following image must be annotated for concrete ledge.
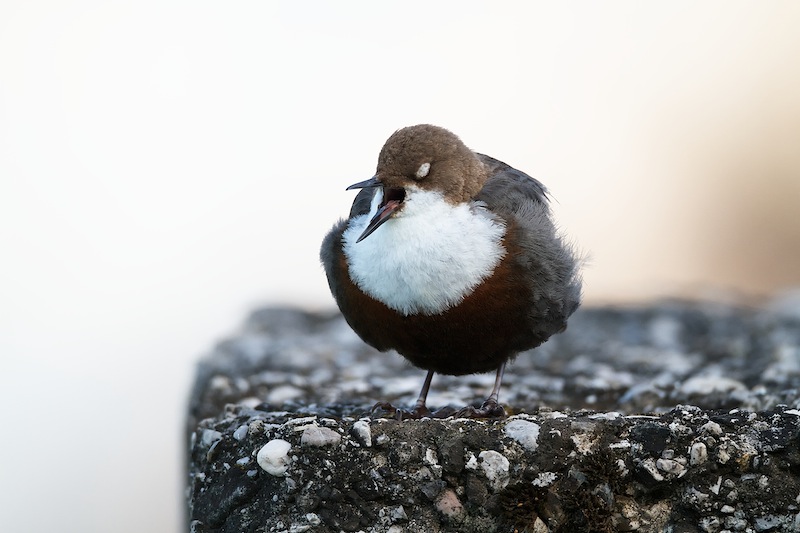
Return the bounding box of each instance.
[186,300,800,532]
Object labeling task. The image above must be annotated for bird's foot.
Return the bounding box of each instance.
[454,398,507,419]
[370,401,429,420]
[370,402,457,420]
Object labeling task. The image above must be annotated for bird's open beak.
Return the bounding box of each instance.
[346,176,381,191]
[346,177,405,243]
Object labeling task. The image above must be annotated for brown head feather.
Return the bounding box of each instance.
[376,124,489,203]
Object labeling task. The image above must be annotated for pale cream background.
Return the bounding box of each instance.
[1,2,799,532]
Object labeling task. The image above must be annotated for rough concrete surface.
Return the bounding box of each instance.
[187,298,800,532]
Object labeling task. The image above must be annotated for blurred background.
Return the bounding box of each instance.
[1,1,799,531]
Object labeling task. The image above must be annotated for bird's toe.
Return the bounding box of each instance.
[370,401,437,420]
[455,399,507,419]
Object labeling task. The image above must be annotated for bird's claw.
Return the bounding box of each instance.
[370,402,457,420]
[454,399,507,419]
[371,401,422,420]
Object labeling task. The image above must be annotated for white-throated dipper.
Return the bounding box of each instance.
[321,124,582,418]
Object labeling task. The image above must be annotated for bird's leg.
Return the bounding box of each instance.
[482,362,507,414]
[456,363,507,418]
[371,370,437,419]
[410,369,435,417]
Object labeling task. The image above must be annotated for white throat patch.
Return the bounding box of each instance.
[342,188,507,316]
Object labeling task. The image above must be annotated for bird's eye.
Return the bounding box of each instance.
[415,162,430,179]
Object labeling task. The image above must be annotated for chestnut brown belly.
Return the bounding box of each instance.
[334,237,549,375]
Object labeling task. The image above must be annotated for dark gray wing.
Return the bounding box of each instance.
[348,187,377,218]
[474,153,549,212]
[475,153,582,332]
[320,186,376,304]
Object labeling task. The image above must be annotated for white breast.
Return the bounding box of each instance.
[342,187,506,316]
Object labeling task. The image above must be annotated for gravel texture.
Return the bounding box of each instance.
[187,298,800,532]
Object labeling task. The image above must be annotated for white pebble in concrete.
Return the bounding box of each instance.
[301,426,342,447]
[389,505,407,522]
[640,458,664,481]
[504,419,541,451]
[531,517,549,533]
[233,424,249,441]
[267,384,304,404]
[351,420,372,447]
[700,421,723,436]
[532,472,558,487]
[680,376,746,396]
[690,442,708,465]
[424,448,438,466]
[479,450,510,491]
[257,439,292,476]
[201,429,222,447]
[465,452,478,470]
[656,458,685,476]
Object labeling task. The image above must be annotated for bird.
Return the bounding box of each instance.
[320,124,582,418]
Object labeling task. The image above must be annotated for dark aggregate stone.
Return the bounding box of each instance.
[438,434,466,474]
[630,423,674,456]
[420,480,447,501]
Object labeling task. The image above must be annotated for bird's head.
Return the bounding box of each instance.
[346,124,488,242]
